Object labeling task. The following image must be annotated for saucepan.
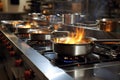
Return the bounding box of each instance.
[98,18,120,32]
[52,37,96,56]
[28,28,51,40]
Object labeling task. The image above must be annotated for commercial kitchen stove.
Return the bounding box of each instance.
[1,25,120,80]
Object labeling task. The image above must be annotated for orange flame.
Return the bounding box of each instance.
[25,23,31,28]
[11,21,23,27]
[54,28,85,44]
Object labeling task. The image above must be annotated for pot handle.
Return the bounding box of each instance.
[93,39,120,42]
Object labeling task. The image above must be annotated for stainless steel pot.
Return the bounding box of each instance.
[99,18,120,32]
[28,28,52,40]
[53,43,93,56]
[63,13,82,25]
[52,37,95,56]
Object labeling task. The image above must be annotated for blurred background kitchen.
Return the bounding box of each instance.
[0,0,120,20]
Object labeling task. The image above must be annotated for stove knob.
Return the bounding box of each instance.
[9,51,16,56]
[5,41,9,46]
[3,39,7,43]
[2,39,7,45]
[6,45,12,50]
[15,59,23,67]
[24,69,34,80]
[0,36,4,40]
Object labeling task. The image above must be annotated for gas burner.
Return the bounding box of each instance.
[42,51,85,67]
[54,53,112,67]
[55,55,86,67]
[42,50,101,67]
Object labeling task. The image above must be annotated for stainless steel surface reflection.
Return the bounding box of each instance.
[65,62,120,80]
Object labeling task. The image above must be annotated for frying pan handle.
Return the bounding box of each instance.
[93,39,120,42]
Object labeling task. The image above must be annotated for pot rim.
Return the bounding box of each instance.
[52,37,97,45]
[53,42,91,45]
[99,18,119,22]
[30,33,51,35]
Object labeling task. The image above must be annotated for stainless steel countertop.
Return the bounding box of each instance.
[63,61,120,80]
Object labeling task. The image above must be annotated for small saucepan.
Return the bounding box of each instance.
[99,18,120,32]
[28,29,52,41]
